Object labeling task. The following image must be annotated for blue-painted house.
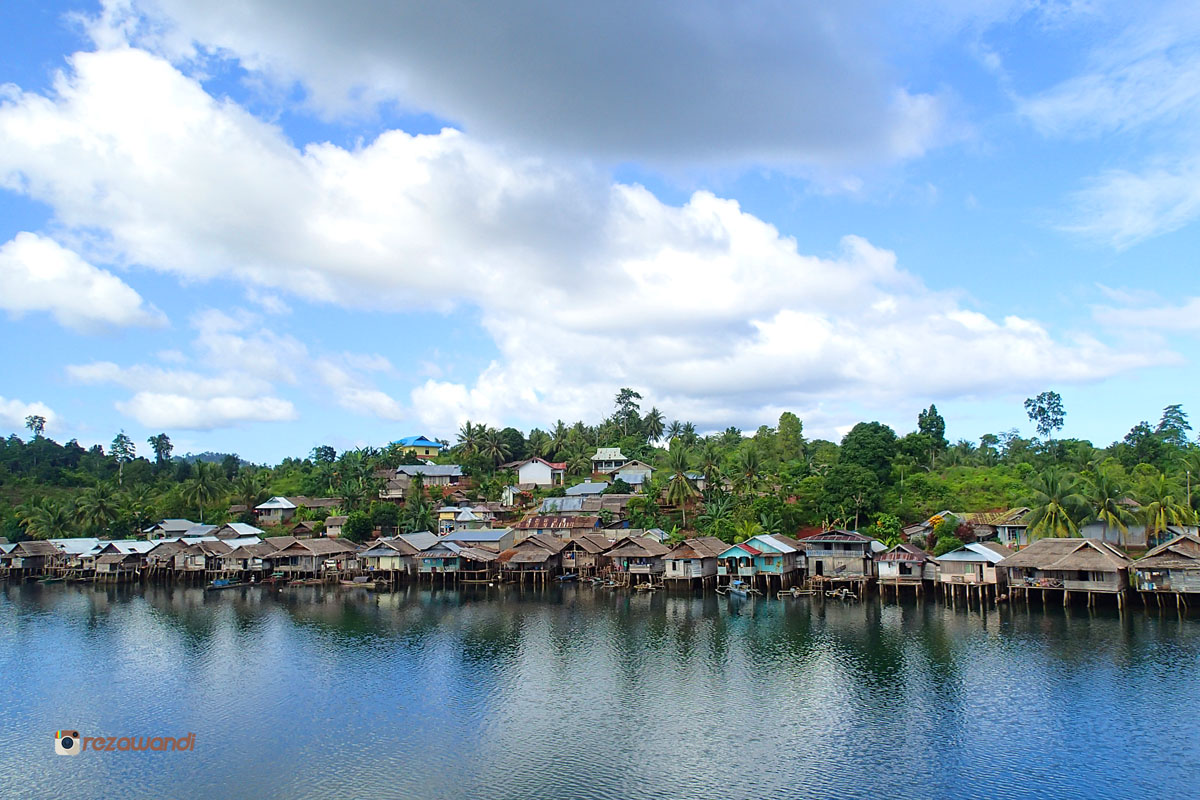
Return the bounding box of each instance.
[716,534,804,590]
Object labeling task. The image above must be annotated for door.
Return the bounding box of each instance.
[814,561,824,577]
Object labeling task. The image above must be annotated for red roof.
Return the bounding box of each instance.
[548,462,566,470]
[726,542,762,556]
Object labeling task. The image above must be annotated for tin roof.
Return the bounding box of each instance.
[256,496,297,510]
[396,464,462,477]
[442,528,512,543]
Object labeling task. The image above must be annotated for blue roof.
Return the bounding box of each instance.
[395,436,443,448]
[442,529,511,543]
[565,482,608,496]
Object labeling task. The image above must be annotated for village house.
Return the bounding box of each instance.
[607,460,654,489]
[380,464,464,501]
[94,552,142,582]
[255,496,298,526]
[998,538,1134,607]
[415,541,498,581]
[800,530,882,582]
[1130,533,1200,605]
[142,519,202,540]
[590,447,628,473]
[217,541,278,578]
[1,540,60,576]
[324,516,347,538]
[393,435,445,458]
[441,527,516,552]
[663,536,727,587]
[261,537,359,577]
[716,534,805,591]
[607,536,672,584]
[516,515,601,540]
[211,522,264,539]
[561,534,617,577]
[173,540,233,578]
[500,534,567,583]
[877,543,939,599]
[565,479,608,496]
[504,457,566,487]
[935,541,1013,602]
[359,532,439,579]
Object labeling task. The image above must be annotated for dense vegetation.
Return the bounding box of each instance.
[3,391,1198,550]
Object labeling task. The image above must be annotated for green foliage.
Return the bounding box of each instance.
[1025,391,1065,440]
[839,422,897,483]
[933,535,965,557]
[872,513,903,548]
[341,511,372,543]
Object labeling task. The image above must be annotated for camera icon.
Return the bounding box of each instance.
[54,730,81,756]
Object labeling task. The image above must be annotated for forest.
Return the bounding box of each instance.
[2,389,1197,552]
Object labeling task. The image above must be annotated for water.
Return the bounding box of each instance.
[1,582,1198,799]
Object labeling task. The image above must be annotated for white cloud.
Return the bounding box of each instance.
[117,392,297,430]
[1093,294,1200,334]
[1016,3,1200,246]
[0,396,58,434]
[0,45,1163,437]
[113,0,948,168]
[0,232,164,332]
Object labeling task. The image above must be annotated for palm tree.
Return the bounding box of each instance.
[1140,473,1196,548]
[732,447,761,496]
[665,420,683,442]
[566,450,591,477]
[698,441,723,489]
[681,422,698,447]
[480,428,511,468]
[1024,468,1088,541]
[76,484,122,536]
[665,443,699,528]
[698,491,734,534]
[642,407,665,443]
[550,420,569,458]
[122,485,157,534]
[17,497,74,540]
[456,420,481,456]
[233,470,270,514]
[1085,470,1135,547]
[527,429,553,458]
[184,461,226,523]
[733,519,764,543]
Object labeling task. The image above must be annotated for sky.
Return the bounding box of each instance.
[1,0,1199,463]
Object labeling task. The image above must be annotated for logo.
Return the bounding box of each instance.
[55,730,81,756]
[53,729,196,754]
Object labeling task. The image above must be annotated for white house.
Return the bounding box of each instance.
[591,447,628,473]
[509,458,565,487]
[255,496,297,526]
[611,460,654,487]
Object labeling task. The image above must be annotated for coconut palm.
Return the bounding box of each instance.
[680,422,698,447]
[733,519,764,543]
[549,420,569,458]
[456,420,481,456]
[17,497,74,540]
[732,447,762,496]
[665,420,683,442]
[75,483,122,536]
[1140,473,1196,548]
[183,461,227,523]
[1024,468,1089,540]
[480,428,511,467]
[233,470,270,515]
[565,450,591,477]
[1085,470,1135,547]
[527,429,553,459]
[641,407,665,444]
[665,443,699,528]
[698,491,734,534]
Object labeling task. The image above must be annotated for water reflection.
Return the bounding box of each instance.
[1,583,1198,799]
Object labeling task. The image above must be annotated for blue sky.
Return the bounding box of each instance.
[1,0,1198,463]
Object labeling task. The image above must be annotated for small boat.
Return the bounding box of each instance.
[38,576,65,584]
[726,580,750,598]
[286,578,324,587]
[556,573,578,582]
[205,578,244,591]
[340,579,378,589]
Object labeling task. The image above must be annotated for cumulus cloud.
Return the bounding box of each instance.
[111,0,947,167]
[0,396,57,434]
[1,45,1162,436]
[67,306,405,429]
[0,232,164,332]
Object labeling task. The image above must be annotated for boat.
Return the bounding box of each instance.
[339,579,379,589]
[205,578,244,591]
[286,578,324,587]
[556,573,578,582]
[38,576,65,584]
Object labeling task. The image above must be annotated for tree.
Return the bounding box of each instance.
[665,442,699,528]
[183,461,226,523]
[147,433,173,469]
[933,535,966,557]
[613,388,643,437]
[341,511,372,544]
[777,412,805,462]
[839,422,897,484]
[480,428,511,468]
[111,430,136,486]
[311,445,337,464]
[1024,468,1087,540]
[873,513,903,548]
[17,497,74,540]
[1085,470,1135,547]
[823,464,881,530]
[456,421,482,457]
[527,429,553,458]
[76,484,122,536]
[665,420,683,442]
[1155,404,1191,449]
[25,415,46,438]
[232,470,270,517]
[641,407,665,443]
[731,447,761,495]
[1025,391,1065,440]
[1140,473,1195,548]
[917,404,947,466]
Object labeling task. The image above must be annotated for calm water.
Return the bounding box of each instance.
[1,582,1198,799]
